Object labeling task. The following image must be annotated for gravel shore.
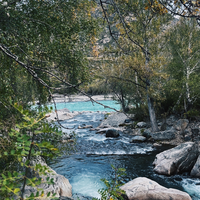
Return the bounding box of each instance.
[51,94,113,103]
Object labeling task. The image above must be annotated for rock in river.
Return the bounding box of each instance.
[153,142,199,175]
[151,129,176,141]
[120,177,192,200]
[106,129,120,138]
[190,155,200,178]
[100,112,127,127]
[174,119,189,131]
[136,121,147,128]
[130,136,146,143]
[23,156,72,199]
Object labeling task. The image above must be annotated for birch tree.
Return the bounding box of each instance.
[98,0,171,132]
[166,17,200,114]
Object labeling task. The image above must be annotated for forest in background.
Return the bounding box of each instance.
[0,0,200,199]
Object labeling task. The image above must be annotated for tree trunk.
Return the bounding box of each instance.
[147,93,159,132]
[145,45,159,132]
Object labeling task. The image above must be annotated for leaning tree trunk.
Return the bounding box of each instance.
[145,45,159,132]
[147,93,159,132]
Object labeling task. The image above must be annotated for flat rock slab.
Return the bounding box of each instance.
[151,129,176,141]
[120,177,192,200]
[96,127,121,134]
[131,136,146,142]
[47,109,78,122]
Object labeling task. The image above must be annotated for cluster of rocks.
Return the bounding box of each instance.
[41,111,200,200]
[58,177,192,200]
[48,108,200,146]
[89,112,200,146]
[24,155,192,200]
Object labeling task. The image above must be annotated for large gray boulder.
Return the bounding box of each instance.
[23,156,72,199]
[151,129,176,141]
[100,112,127,127]
[153,142,199,175]
[120,177,192,200]
[190,155,200,177]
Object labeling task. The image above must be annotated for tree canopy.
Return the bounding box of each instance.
[0,0,98,111]
[0,0,200,198]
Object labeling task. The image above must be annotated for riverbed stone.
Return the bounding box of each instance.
[153,142,199,175]
[191,127,200,141]
[190,155,200,177]
[78,125,93,129]
[96,127,120,134]
[98,125,111,129]
[131,128,142,135]
[137,121,147,128]
[120,177,192,200]
[100,112,127,127]
[106,129,120,138]
[151,129,176,141]
[143,129,152,139]
[130,136,146,142]
[174,119,189,131]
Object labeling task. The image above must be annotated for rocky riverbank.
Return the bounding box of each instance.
[40,108,200,200]
[91,112,200,146]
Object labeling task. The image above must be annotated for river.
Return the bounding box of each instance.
[49,101,200,200]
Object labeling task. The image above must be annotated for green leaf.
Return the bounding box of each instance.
[35,130,43,134]
[3,180,7,185]
[14,188,20,194]
[29,192,34,197]
[2,174,6,179]
[36,191,39,197]
[11,150,15,155]
[8,172,12,178]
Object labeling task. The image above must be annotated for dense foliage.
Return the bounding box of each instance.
[0,0,98,199]
[0,0,200,199]
[89,0,200,121]
[0,0,98,115]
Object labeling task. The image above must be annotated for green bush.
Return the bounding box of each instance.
[96,165,126,200]
[0,103,64,199]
